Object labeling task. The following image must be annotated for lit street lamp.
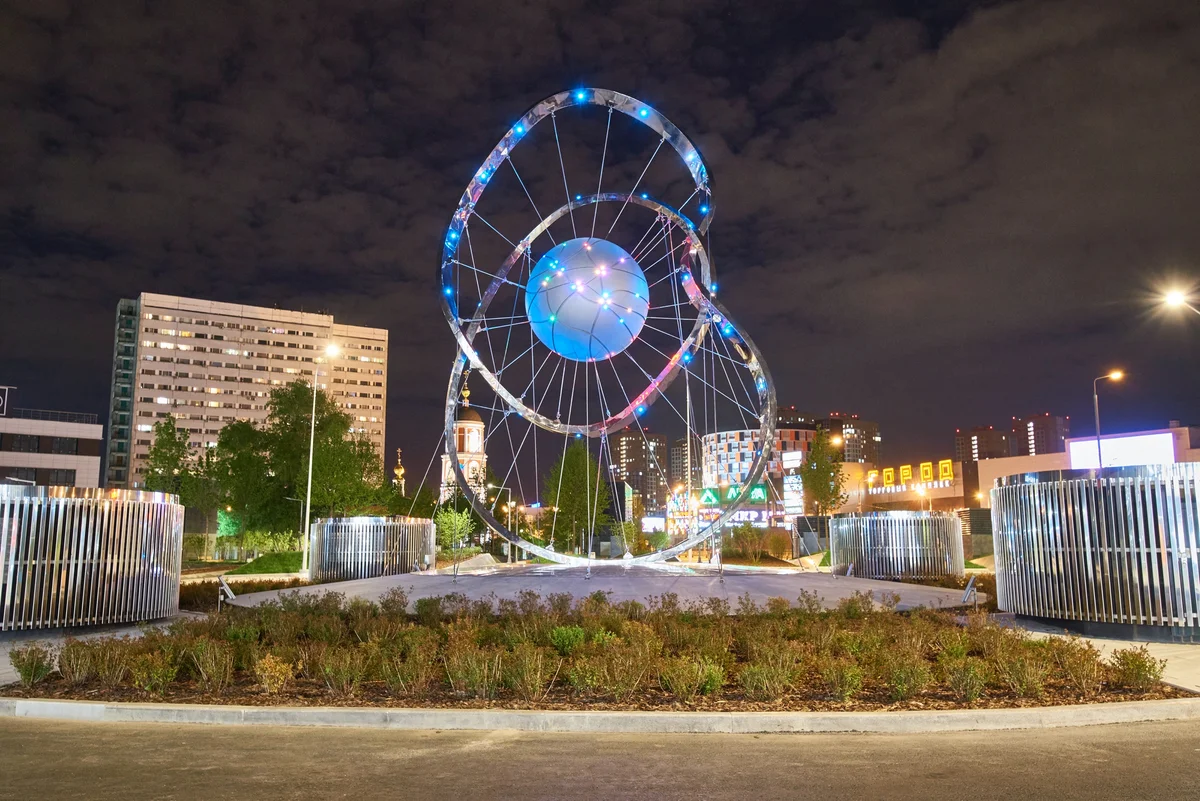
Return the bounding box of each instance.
[1163,289,1200,316]
[1092,369,1124,470]
[301,342,340,577]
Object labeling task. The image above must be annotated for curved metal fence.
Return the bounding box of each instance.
[829,512,964,580]
[309,516,437,583]
[992,465,1200,636]
[0,486,183,631]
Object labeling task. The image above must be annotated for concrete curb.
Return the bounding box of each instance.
[2,696,1199,734]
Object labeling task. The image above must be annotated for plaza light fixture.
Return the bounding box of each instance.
[830,435,844,447]
[1092,369,1125,470]
[301,342,340,577]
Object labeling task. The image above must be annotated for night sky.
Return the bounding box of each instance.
[2,0,1198,476]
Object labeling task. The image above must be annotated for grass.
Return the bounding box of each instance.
[819,550,831,567]
[964,559,986,570]
[225,551,303,575]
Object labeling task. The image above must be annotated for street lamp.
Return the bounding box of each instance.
[1162,289,1200,316]
[301,342,340,577]
[1092,369,1124,469]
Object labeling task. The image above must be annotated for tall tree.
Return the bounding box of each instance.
[542,440,612,552]
[144,415,190,494]
[798,427,849,531]
[434,506,476,550]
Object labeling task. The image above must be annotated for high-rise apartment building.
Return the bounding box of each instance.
[609,428,669,512]
[105,293,387,488]
[954,425,1014,462]
[669,435,703,492]
[1012,414,1070,456]
[819,412,881,465]
[701,426,816,487]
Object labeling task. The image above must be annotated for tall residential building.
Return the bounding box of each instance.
[669,435,703,492]
[954,425,1014,462]
[609,428,669,512]
[105,293,388,488]
[819,412,881,465]
[1012,414,1070,456]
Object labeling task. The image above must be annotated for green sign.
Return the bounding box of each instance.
[700,484,768,506]
[699,488,720,505]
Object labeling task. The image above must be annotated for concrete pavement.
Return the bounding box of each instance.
[2,716,1199,800]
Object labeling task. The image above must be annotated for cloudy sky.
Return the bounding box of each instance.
[1,0,1198,472]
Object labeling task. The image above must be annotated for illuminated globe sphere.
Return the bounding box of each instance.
[525,237,649,362]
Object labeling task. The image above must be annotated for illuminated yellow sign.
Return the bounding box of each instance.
[899,465,913,484]
[920,462,933,482]
[867,470,879,484]
[938,459,954,481]
[882,468,895,487]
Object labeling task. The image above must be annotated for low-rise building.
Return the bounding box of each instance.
[0,405,103,488]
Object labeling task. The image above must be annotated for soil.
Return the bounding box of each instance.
[3,676,1189,712]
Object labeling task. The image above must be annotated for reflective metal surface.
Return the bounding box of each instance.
[309,516,437,583]
[992,466,1200,633]
[0,486,183,631]
[829,512,965,580]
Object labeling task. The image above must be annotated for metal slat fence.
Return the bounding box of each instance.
[991,465,1200,632]
[829,512,965,580]
[0,486,183,631]
[309,516,436,583]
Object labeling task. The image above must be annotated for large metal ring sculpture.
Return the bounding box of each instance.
[439,88,777,564]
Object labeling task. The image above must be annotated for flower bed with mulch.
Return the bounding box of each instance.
[4,588,1187,712]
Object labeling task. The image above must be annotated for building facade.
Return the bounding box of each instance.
[954,425,1014,462]
[440,405,487,502]
[702,426,816,487]
[105,293,387,488]
[819,412,881,465]
[1012,413,1070,456]
[0,407,103,487]
[609,428,669,512]
[669,435,703,492]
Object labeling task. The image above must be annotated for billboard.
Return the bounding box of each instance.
[1068,433,1175,469]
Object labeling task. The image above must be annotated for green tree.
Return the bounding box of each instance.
[179,446,222,534]
[434,506,476,550]
[542,440,612,552]
[144,416,190,494]
[798,427,849,531]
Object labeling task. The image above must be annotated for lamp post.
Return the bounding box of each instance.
[1163,290,1200,317]
[301,343,339,577]
[1092,369,1124,469]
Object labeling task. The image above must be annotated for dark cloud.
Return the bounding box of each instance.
[1,0,1198,470]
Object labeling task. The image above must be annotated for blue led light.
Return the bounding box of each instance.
[640,192,649,199]
[549,314,556,322]
[682,352,692,363]
[443,287,453,296]
[574,90,586,101]
[448,231,458,240]
[575,194,582,201]
[575,432,583,438]
[638,108,649,118]
[636,405,646,415]
[515,123,525,134]
[699,204,709,213]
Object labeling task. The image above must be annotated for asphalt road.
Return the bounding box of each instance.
[3,718,1200,800]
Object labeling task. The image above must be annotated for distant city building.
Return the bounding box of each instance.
[0,391,103,487]
[610,428,669,512]
[819,412,881,465]
[702,426,816,487]
[105,293,388,488]
[777,406,819,428]
[440,378,486,502]
[669,435,703,492]
[1012,413,1070,456]
[954,425,1014,462]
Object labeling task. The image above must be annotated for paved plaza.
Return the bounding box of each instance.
[230,564,975,613]
[3,717,1200,800]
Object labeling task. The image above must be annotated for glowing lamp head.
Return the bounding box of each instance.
[324,343,340,357]
[1108,370,1124,381]
[1165,290,1187,308]
[526,238,649,362]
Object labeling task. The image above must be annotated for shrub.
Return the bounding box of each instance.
[259,611,307,646]
[94,639,135,688]
[57,639,95,686]
[1052,638,1105,697]
[254,653,295,695]
[994,653,1047,698]
[379,587,410,617]
[820,659,864,702]
[189,639,234,693]
[836,592,874,620]
[296,641,329,681]
[378,628,440,696]
[130,650,179,695]
[304,614,345,645]
[9,642,56,688]
[503,642,557,701]
[942,657,988,703]
[321,646,369,697]
[567,656,603,694]
[795,590,823,616]
[935,629,970,661]
[549,625,587,657]
[415,597,445,627]
[1109,646,1166,692]
[885,654,932,702]
[591,630,619,649]
[660,655,724,702]
[765,597,791,616]
[738,664,791,701]
[444,643,504,699]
